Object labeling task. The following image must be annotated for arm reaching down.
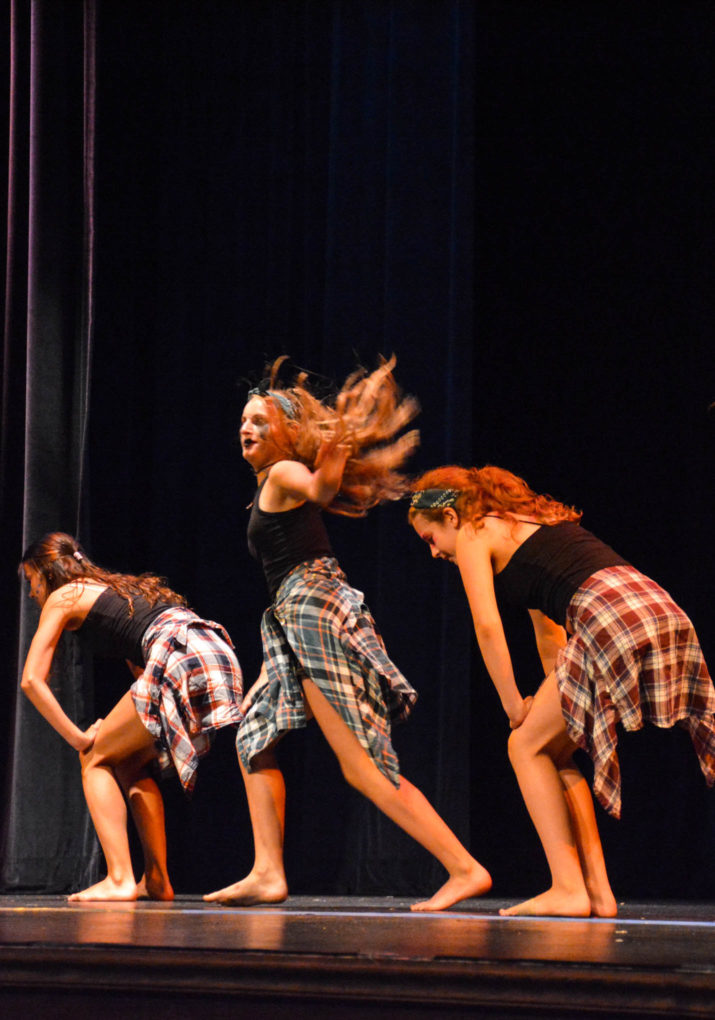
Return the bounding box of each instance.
[456,527,529,727]
[21,590,101,751]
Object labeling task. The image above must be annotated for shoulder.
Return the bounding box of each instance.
[266,459,307,482]
[456,517,507,553]
[455,522,495,568]
[457,516,539,574]
[44,581,108,630]
[262,460,313,509]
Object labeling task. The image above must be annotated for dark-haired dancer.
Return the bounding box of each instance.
[20,533,243,901]
[205,359,492,911]
[409,465,715,917]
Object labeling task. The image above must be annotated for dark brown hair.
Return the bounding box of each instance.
[20,533,187,613]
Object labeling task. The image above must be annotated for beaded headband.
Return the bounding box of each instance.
[410,488,459,510]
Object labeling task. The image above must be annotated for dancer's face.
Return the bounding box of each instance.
[240,396,282,472]
[411,510,459,563]
[23,564,49,607]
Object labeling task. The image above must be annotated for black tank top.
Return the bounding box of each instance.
[492,521,629,626]
[247,478,333,599]
[78,588,171,665]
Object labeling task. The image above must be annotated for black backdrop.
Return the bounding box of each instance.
[1,0,713,900]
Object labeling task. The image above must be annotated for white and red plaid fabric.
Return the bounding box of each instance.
[132,607,243,793]
[556,565,714,818]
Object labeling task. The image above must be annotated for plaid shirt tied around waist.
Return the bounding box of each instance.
[555,565,715,818]
[133,607,243,793]
[236,557,418,787]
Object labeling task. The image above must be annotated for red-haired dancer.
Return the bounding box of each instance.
[409,465,715,917]
[204,360,492,911]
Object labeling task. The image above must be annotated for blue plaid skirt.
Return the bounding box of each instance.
[236,558,417,787]
[132,607,244,793]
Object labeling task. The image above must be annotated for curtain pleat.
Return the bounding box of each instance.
[1,0,99,892]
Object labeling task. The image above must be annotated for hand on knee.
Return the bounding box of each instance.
[79,745,99,773]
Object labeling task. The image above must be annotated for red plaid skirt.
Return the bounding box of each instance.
[131,608,243,793]
[556,565,715,818]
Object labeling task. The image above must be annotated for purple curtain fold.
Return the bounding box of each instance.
[0,0,99,891]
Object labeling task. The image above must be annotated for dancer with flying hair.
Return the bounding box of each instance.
[20,533,244,901]
[204,358,492,911]
[409,464,715,917]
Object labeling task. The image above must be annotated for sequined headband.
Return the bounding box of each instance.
[248,386,297,419]
[410,488,459,510]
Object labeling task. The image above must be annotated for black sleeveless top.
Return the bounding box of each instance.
[492,522,629,627]
[247,479,333,599]
[77,588,171,665]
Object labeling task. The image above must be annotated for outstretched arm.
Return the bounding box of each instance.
[456,529,528,727]
[21,594,100,751]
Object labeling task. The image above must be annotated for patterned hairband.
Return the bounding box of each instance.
[410,488,459,510]
[248,386,297,419]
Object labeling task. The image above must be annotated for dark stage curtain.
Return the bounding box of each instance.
[1,0,476,896]
[474,1,715,899]
[1,0,100,889]
[85,0,477,897]
[1,0,712,902]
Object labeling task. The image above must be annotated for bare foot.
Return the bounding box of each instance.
[410,862,493,912]
[499,887,591,917]
[136,873,175,902]
[203,871,288,906]
[588,887,618,918]
[68,877,140,902]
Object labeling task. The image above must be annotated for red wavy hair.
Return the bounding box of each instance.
[409,465,581,528]
[250,355,420,517]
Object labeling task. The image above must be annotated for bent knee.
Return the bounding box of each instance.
[79,737,125,774]
[335,752,381,796]
[79,744,108,774]
[507,725,537,767]
[338,759,363,791]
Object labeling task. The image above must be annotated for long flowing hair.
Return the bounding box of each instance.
[20,533,187,613]
[409,465,581,528]
[250,355,420,516]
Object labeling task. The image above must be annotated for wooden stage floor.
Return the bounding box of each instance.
[0,895,713,1018]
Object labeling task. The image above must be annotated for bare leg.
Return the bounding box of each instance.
[500,673,610,917]
[559,762,617,917]
[69,691,165,902]
[204,750,288,905]
[301,678,491,912]
[116,759,174,901]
